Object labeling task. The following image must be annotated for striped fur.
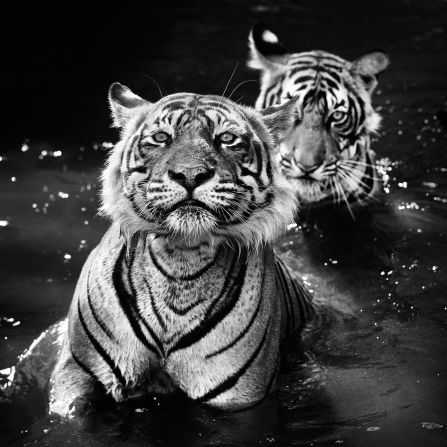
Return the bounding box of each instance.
[248,24,390,212]
[48,84,313,415]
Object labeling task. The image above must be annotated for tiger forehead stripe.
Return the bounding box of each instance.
[148,98,249,133]
[288,51,346,65]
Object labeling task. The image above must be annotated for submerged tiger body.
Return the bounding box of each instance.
[44,84,314,416]
[248,24,390,211]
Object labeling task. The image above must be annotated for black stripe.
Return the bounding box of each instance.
[148,243,219,281]
[205,254,266,359]
[86,270,115,341]
[253,140,263,178]
[128,166,148,174]
[276,272,290,319]
[319,63,343,71]
[196,317,271,402]
[291,75,315,84]
[113,245,162,357]
[322,76,340,91]
[275,260,296,329]
[291,279,308,327]
[146,276,167,331]
[70,346,104,389]
[77,299,125,386]
[168,251,245,355]
[276,257,307,327]
[289,278,308,328]
[275,273,291,344]
[165,295,206,316]
[126,241,165,356]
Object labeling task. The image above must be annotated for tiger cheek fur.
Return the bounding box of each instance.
[248,24,390,210]
[48,83,313,416]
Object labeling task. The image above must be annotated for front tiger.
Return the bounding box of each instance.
[248,24,390,211]
[49,84,314,416]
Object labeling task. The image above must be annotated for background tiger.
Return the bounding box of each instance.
[248,24,390,212]
[43,83,314,416]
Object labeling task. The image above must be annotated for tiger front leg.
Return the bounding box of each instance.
[48,340,111,417]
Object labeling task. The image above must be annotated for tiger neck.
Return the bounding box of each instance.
[147,233,225,279]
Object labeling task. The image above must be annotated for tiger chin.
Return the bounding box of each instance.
[42,83,314,416]
[248,24,390,214]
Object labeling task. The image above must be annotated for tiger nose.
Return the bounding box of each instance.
[168,166,215,190]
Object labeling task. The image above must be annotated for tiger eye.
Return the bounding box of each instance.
[331,111,346,122]
[219,132,237,144]
[153,131,170,143]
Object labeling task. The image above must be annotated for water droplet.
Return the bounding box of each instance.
[422,422,443,430]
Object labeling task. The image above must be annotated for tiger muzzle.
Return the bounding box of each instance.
[168,166,216,193]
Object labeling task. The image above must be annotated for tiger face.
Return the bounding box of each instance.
[248,24,390,210]
[102,83,298,246]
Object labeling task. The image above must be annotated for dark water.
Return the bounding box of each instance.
[1,0,447,445]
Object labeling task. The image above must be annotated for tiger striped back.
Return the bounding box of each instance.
[47,84,314,415]
[248,24,390,212]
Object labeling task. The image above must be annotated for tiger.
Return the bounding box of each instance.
[248,24,390,212]
[43,83,314,416]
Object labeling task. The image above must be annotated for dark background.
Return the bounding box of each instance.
[4,0,445,147]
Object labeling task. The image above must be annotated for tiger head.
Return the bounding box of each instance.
[248,24,390,209]
[101,83,298,247]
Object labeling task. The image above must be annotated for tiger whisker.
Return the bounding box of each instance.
[220,62,239,103]
[342,164,381,178]
[338,166,377,190]
[139,73,164,99]
[333,175,355,219]
[228,79,256,101]
[337,170,367,200]
[338,169,380,204]
[341,160,381,169]
[339,163,383,182]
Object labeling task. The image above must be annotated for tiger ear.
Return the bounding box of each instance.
[260,98,301,145]
[108,83,151,128]
[248,23,289,71]
[349,51,390,93]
